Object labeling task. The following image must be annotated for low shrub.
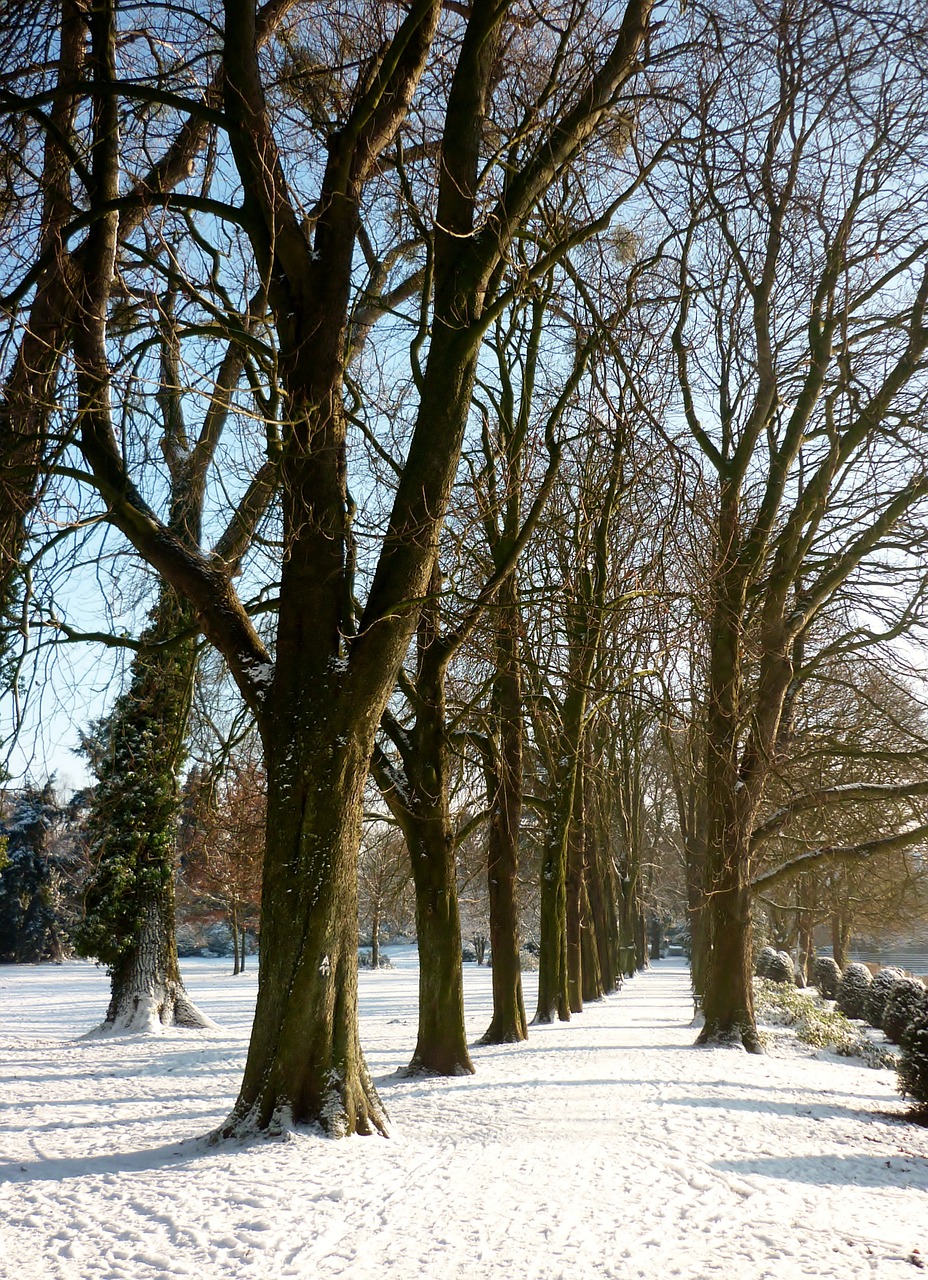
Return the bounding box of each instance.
[766,950,796,985]
[836,962,873,1020]
[813,956,842,1000]
[754,978,893,1068]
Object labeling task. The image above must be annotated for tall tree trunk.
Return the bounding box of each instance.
[832,910,850,970]
[587,841,619,994]
[481,575,528,1043]
[232,901,241,976]
[634,907,647,971]
[587,772,621,993]
[566,751,585,1013]
[580,883,604,1003]
[696,870,759,1050]
[406,813,473,1075]
[534,760,576,1023]
[694,491,763,1049]
[795,876,816,987]
[371,903,381,971]
[377,591,474,1077]
[223,710,388,1136]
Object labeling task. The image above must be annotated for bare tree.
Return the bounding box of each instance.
[358,823,413,971]
[648,0,928,1048]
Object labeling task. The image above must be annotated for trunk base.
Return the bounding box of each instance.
[396,1057,475,1079]
[531,1005,570,1027]
[216,1067,389,1141]
[479,1026,527,1045]
[696,1018,764,1054]
[92,980,216,1034]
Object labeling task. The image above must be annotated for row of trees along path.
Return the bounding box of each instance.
[4,0,928,1138]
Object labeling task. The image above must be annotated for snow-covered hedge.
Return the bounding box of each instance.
[864,967,905,1029]
[813,956,842,1000]
[883,979,928,1046]
[897,1003,928,1111]
[836,962,872,1020]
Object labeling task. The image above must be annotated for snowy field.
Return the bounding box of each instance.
[1,953,927,1280]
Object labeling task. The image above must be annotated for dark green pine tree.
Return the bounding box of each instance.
[0,779,76,962]
[76,592,213,1030]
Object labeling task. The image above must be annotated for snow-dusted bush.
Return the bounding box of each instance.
[836,962,872,1020]
[765,951,795,985]
[864,967,905,1028]
[175,923,207,957]
[813,956,842,1000]
[204,921,234,955]
[754,946,778,978]
[883,979,928,1045]
[754,978,893,1067]
[358,950,394,969]
[897,1004,928,1111]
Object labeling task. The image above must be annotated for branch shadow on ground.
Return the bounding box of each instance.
[0,1135,218,1184]
[712,1153,928,1187]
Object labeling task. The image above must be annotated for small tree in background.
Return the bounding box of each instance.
[0,780,85,962]
[180,752,266,974]
[358,823,413,969]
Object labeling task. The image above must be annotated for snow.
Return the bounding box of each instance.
[1,954,927,1279]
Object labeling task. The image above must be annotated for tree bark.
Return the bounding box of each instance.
[832,911,850,970]
[371,903,381,971]
[374,584,474,1077]
[232,902,241,976]
[480,587,528,1042]
[566,751,586,1014]
[535,753,576,1023]
[104,898,210,1032]
[223,712,388,1135]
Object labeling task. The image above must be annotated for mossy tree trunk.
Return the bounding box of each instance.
[373,575,474,1077]
[587,767,621,993]
[480,578,528,1043]
[79,592,212,1032]
[566,749,586,1014]
[223,697,390,1134]
[534,697,583,1023]
[579,753,605,1002]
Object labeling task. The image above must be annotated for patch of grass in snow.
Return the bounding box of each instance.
[754,978,895,1069]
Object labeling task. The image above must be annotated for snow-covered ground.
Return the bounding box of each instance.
[1,952,926,1280]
